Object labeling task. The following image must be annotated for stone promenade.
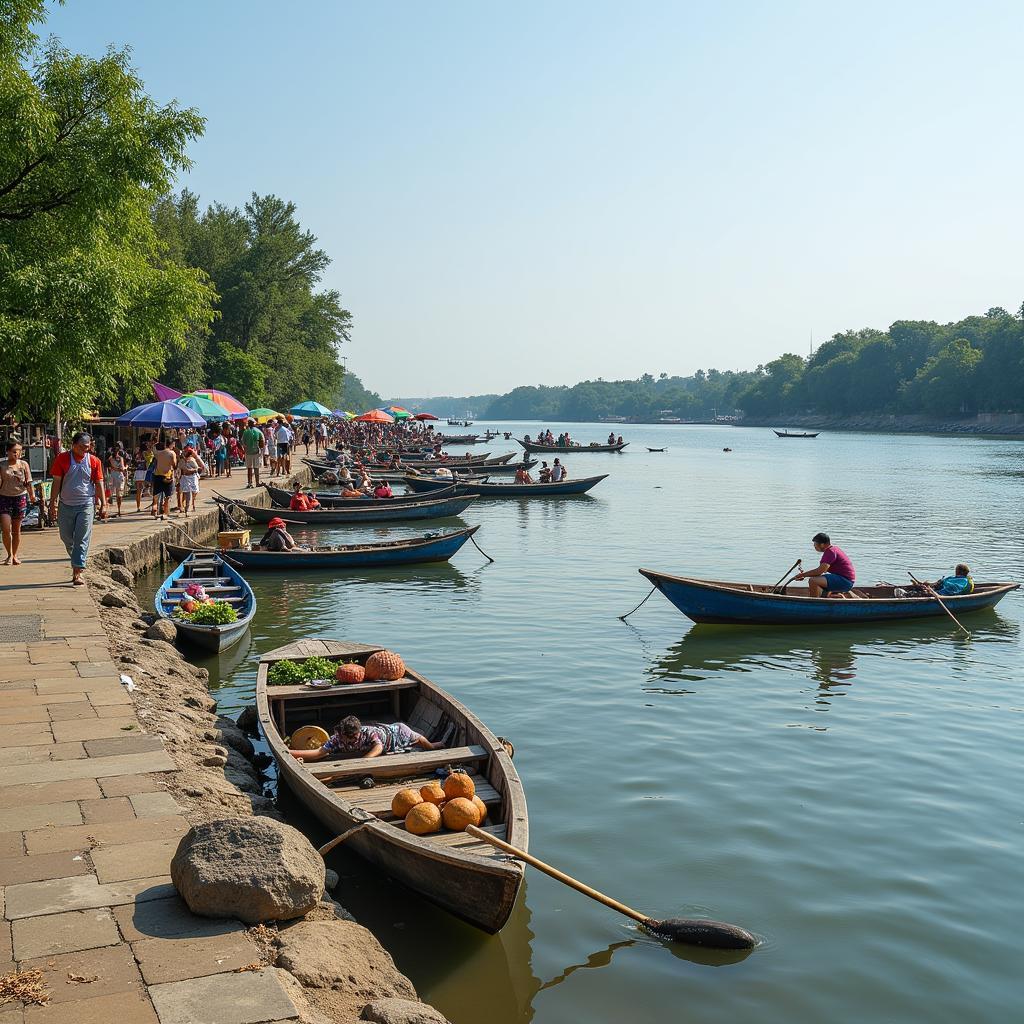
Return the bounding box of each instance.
[0,469,303,1024]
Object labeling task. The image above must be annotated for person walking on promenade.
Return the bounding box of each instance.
[177,446,206,516]
[149,440,177,521]
[49,432,105,586]
[105,443,127,518]
[1,439,35,566]
[274,417,294,477]
[240,418,265,488]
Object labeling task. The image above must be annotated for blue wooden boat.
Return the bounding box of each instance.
[516,438,627,453]
[638,570,1018,626]
[219,493,478,525]
[155,552,256,652]
[263,483,459,508]
[162,526,481,570]
[404,473,608,498]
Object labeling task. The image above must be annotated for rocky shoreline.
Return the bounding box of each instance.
[85,538,451,1024]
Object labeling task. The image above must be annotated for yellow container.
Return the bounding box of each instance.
[217,529,250,550]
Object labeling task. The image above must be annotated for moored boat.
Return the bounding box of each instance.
[516,439,628,453]
[162,526,481,570]
[263,483,459,508]
[155,552,256,652]
[404,473,608,498]
[773,430,819,438]
[638,569,1018,626]
[257,639,527,932]
[216,493,478,525]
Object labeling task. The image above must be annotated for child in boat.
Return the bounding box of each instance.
[931,564,973,596]
[289,715,444,761]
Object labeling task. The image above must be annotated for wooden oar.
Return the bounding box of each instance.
[908,573,970,637]
[464,824,757,950]
[771,559,802,593]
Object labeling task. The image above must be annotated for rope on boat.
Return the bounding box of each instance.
[317,820,374,858]
[618,585,657,621]
[469,533,496,563]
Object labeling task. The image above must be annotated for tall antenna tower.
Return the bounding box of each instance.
[809,329,814,357]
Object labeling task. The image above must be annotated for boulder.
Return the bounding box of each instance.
[324,868,339,891]
[144,619,178,643]
[361,999,451,1024]
[171,818,325,923]
[274,920,416,1000]
[109,565,134,587]
[107,547,128,566]
[236,705,259,734]
[207,717,256,759]
[101,591,129,608]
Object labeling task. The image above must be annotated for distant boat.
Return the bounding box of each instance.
[516,439,628,453]
[403,474,608,498]
[637,570,1018,626]
[773,429,819,438]
[155,552,255,652]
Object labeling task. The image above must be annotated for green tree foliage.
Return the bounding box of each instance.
[0,2,215,420]
[151,191,352,410]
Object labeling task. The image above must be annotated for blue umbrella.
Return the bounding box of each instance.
[290,400,332,418]
[117,400,208,428]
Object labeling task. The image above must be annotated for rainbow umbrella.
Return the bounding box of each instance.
[175,395,229,421]
[248,408,286,424]
[354,409,394,423]
[386,406,412,420]
[192,389,250,420]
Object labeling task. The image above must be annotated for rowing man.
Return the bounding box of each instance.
[794,532,856,597]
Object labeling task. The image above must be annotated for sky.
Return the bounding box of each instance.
[44,0,1024,397]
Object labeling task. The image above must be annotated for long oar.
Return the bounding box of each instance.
[771,559,802,593]
[908,573,970,637]
[464,825,757,950]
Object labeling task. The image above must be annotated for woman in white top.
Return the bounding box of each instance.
[105,444,127,518]
[1,439,36,565]
[177,447,206,515]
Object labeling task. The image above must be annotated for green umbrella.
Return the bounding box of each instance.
[176,394,229,421]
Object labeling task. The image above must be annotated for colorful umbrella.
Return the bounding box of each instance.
[249,408,285,424]
[290,400,333,418]
[151,380,184,402]
[117,401,207,428]
[387,406,412,420]
[354,409,394,423]
[413,412,439,421]
[192,389,249,420]
[175,395,229,421]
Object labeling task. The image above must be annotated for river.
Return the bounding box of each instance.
[138,423,1024,1024]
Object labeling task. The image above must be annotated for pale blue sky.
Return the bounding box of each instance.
[46,1,1024,396]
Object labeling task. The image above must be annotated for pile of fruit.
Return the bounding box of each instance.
[391,770,488,835]
[334,649,406,685]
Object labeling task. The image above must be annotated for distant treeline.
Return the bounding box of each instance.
[442,305,1024,422]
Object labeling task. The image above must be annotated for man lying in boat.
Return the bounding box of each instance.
[793,533,857,598]
[259,517,296,551]
[288,715,445,762]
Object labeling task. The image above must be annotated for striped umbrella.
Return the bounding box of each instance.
[192,389,250,420]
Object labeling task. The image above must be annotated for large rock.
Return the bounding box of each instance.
[100,591,129,608]
[207,716,256,759]
[236,705,259,734]
[275,920,416,1000]
[361,999,451,1024]
[145,618,178,643]
[109,565,134,587]
[171,817,325,923]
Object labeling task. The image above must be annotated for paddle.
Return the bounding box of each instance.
[463,824,757,950]
[771,559,802,594]
[908,572,970,637]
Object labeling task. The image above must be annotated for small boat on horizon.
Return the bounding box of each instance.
[773,429,820,438]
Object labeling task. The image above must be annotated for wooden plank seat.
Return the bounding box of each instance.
[167,583,240,593]
[163,594,245,604]
[267,680,418,702]
[309,744,488,781]
[340,776,502,818]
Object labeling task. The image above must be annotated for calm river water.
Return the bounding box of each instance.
[140,423,1024,1024]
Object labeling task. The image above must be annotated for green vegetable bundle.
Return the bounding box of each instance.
[173,601,238,625]
[267,656,340,686]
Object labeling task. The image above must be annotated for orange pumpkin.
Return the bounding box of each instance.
[419,781,446,806]
[391,788,422,819]
[364,650,406,681]
[405,802,442,835]
[442,797,481,832]
[335,663,365,685]
[471,795,487,825]
[443,771,475,801]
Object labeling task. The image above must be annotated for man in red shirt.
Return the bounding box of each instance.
[49,432,106,586]
[288,482,319,511]
[795,532,857,598]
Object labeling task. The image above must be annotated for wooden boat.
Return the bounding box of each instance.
[162,527,481,570]
[263,483,459,509]
[257,639,527,933]
[773,430,819,438]
[305,457,535,478]
[155,552,256,652]
[216,493,478,525]
[404,473,608,498]
[516,438,628,453]
[638,569,1019,626]
[646,447,667,452]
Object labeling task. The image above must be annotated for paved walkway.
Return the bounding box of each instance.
[0,469,303,1024]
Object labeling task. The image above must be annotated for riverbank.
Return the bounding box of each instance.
[737,411,1024,435]
[0,471,449,1024]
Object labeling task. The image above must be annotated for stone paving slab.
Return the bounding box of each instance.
[91,838,182,884]
[0,743,86,767]
[51,718,138,743]
[82,736,164,758]
[97,775,166,799]
[0,780,101,810]
[0,831,24,858]
[0,802,83,834]
[24,990,158,1024]
[4,874,174,919]
[112,898,242,943]
[131,932,259,985]
[0,750,175,788]
[12,908,120,960]
[21,944,145,1006]
[0,708,50,726]
[0,851,91,886]
[46,704,99,723]
[79,796,134,824]
[24,815,186,856]
[148,969,298,1024]
[127,792,180,819]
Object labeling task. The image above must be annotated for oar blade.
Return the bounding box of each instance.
[644,917,757,950]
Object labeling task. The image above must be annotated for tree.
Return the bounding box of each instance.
[0,2,215,420]
[904,338,982,414]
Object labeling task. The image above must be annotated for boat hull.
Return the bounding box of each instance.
[221,494,478,524]
[639,570,1018,626]
[264,483,459,508]
[404,474,608,497]
[516,439,627,453]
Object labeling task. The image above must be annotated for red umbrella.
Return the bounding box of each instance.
[354,409,394,423]
[413,412,439,421]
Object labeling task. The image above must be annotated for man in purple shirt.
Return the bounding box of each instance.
[794,532,856,597]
